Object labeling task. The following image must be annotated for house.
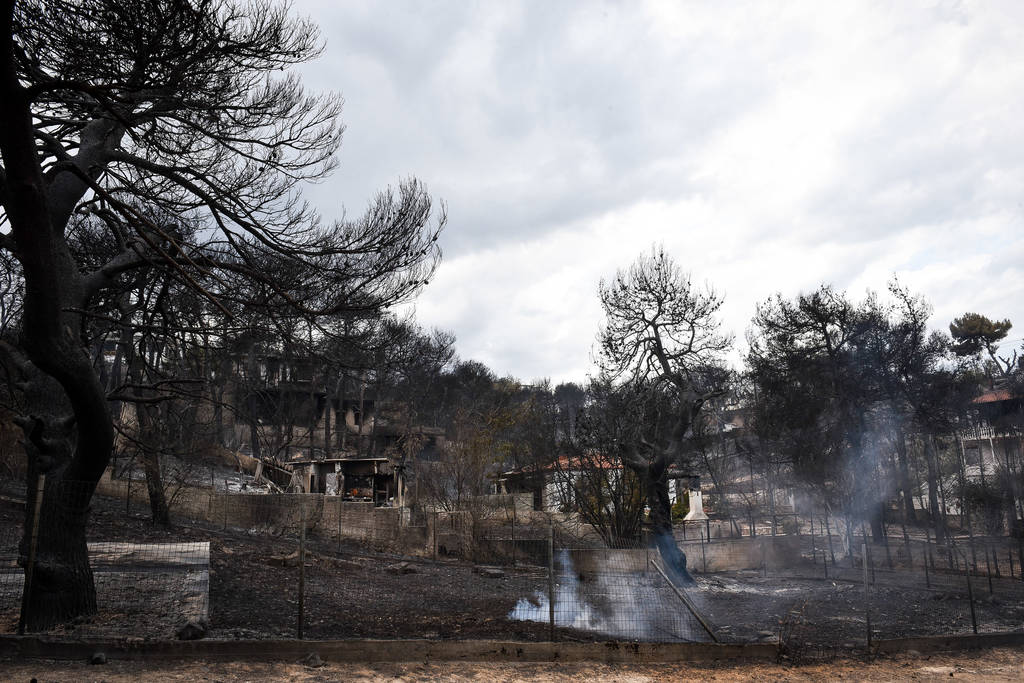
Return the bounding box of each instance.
[958,389,1023,483]
[495,453,693,512]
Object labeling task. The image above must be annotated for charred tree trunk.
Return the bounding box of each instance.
[894,423,917,524]
[625,455,695,586]
[212,395,224,448]
[323,386,332,459]
[922,436,945,542]
[337,376,346,451]
[246,393,262,461]
[357,372,366,456]
[20,470,97,631]
[870,500,885,544]
[244,344,262,461]
[646,473,695,584]
[2,30,116,624]
[135,403,170,526]
[125,324,171,527]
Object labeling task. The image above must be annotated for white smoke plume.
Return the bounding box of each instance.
[508,550,705,641]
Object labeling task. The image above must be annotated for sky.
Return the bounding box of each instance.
[291,0,1024,384]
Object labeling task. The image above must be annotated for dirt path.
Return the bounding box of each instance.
[3,647,1024,682]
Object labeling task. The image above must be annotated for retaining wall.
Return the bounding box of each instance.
[94,470,807,571]
[95,469,417,551]
[680,536,802,573]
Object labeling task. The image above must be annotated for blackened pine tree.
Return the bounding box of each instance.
[876,284,974,542]
[597,247,731,585]
[748,287,878,549]
[0,0,442,629]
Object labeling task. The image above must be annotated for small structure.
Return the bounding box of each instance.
[498,455,692,512]
[682,476,709,522]
[288,457,405,507]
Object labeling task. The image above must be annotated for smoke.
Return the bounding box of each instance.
[508,550,705,641]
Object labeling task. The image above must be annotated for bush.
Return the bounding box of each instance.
[671,491,689,522]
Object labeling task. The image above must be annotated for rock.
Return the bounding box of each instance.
[301,652,325,668]
[387,561,416,574]
[477,567,505,579]
[176,619,208,641]
[89,652,107,665]
[268,551,301,567]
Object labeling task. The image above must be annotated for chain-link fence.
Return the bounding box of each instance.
[2,470,1024,651]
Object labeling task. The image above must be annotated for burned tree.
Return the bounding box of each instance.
[553,379,647,548]
[747,287,881,550]
[748,285,979,549]
[0,0,443,629]
[597,248,731,584]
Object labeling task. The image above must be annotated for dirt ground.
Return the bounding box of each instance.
[2,647,1024,681]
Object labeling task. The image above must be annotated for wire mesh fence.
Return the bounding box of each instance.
[1,469,1023,651]
[0,476,209,638]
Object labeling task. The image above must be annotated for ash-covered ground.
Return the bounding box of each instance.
[2,491,1024,646]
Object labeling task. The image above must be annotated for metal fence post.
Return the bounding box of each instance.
[984,542,994,594]
[548,521,555,641]
[18,474,46,635]
[923,535,931,589]
[511,502,517,568]
[433,509,438,561]
[866,539,876,585]
[810,519,817,565]
[861,542,871,651]
[824,515,836,565]
[962,549,978,634]
[298,499,306,640]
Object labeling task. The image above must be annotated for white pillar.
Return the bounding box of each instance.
[683,477,708,522]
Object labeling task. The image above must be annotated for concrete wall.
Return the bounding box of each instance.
[564,548,651,578]
[680,536,802,573]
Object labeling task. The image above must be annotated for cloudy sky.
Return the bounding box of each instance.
[293,0,1024,384]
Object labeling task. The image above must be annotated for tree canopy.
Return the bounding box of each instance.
[0,0,443,628]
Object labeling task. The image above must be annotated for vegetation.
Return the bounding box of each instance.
[1,0,1022,636]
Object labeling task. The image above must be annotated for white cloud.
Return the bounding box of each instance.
[295,0,1024,381]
